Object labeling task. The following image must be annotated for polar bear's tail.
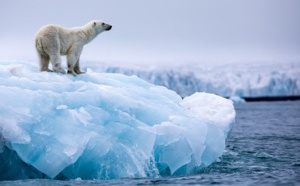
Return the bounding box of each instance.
[35,38,45,54]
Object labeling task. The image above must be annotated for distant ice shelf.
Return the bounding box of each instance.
[0,61,235,180]
[85,61,300,98]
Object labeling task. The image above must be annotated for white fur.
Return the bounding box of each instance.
[35,20,112,75]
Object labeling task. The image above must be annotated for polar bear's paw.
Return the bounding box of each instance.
[42,69,53,72]
[74,68,85,75]
[54,67,66,74]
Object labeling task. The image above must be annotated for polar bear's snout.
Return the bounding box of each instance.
[105,24,112,31]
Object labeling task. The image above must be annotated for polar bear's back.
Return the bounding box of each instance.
[35,24,74,55]
[36,24,70,42]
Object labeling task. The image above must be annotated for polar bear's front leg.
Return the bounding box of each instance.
[67,47,83,76]
[67,57,77,76]
[74,59,84,74]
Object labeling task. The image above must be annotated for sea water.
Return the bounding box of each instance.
[0,101,299,185]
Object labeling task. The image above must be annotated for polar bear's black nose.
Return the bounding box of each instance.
[106,25,112,31]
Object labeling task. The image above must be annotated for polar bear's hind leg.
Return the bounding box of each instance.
[38,53,52,72]
[36,38,52,72]
[49,54,66,74]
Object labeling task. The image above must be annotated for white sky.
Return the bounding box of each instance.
[1,0,300,65]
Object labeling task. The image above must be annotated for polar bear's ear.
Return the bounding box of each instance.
[93,22,96,27]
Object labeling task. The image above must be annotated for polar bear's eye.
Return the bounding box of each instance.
[102,23,105,26]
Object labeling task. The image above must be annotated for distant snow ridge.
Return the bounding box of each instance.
[90,62,300,98]
[0,61,235,180]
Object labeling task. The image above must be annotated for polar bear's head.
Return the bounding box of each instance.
[91,20,112,34]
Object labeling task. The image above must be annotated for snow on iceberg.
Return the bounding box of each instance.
[0,61,235,180]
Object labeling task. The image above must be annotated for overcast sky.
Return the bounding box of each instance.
[1,0,300,65]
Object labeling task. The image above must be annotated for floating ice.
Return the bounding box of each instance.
[0,61,235,180]
[229,96,246,104]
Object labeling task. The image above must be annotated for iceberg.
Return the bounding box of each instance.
[0,61,235,180]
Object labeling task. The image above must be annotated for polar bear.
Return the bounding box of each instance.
[35,20,112,75]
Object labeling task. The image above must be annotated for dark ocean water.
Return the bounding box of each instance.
[1,101,299,185]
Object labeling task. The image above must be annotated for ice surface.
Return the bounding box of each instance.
[0,61,235,180]
[90,62,300,97]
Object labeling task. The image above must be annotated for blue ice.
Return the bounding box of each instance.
[0,61,235,180]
